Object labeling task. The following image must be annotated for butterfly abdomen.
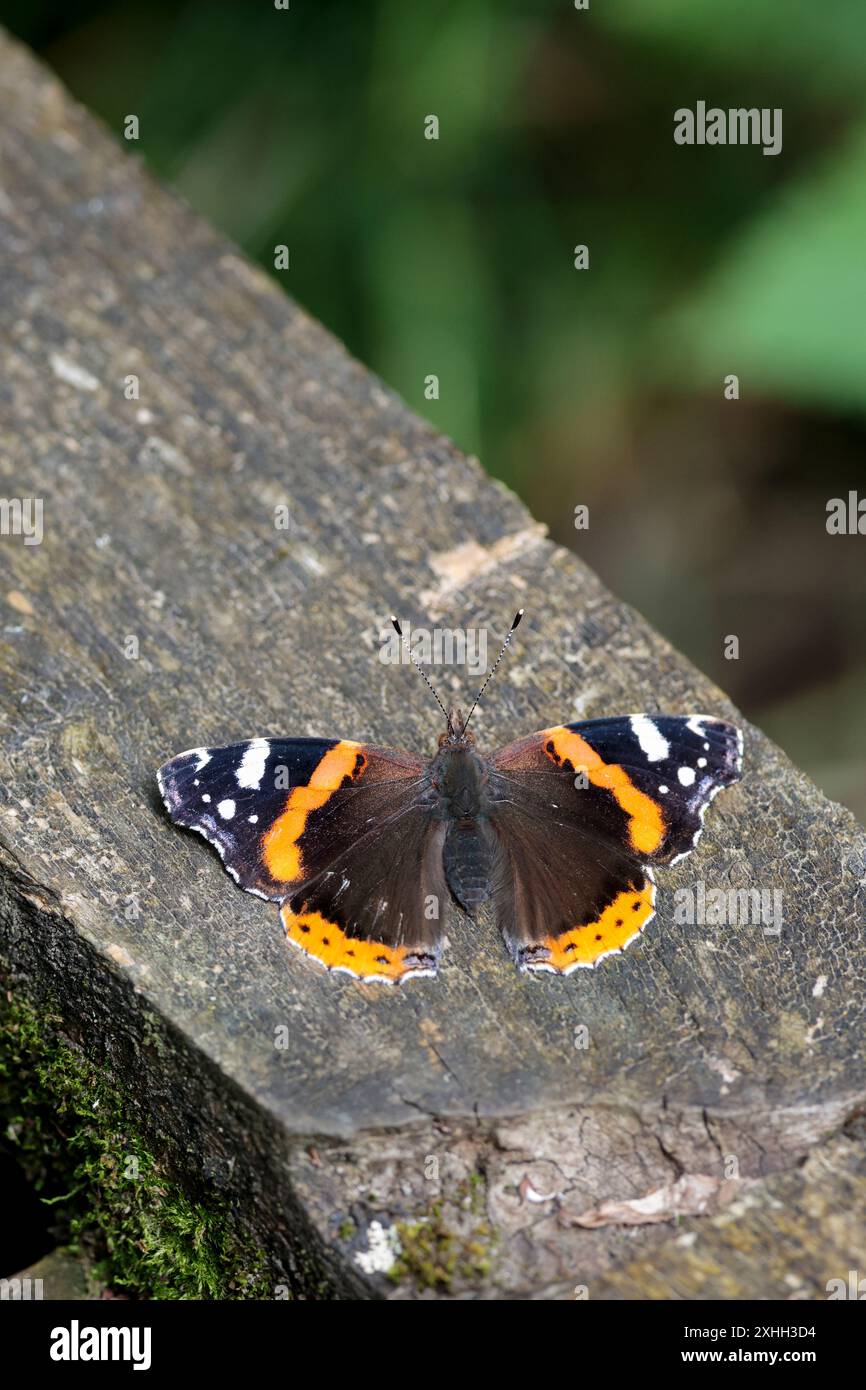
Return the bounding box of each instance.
[443,818,494,909]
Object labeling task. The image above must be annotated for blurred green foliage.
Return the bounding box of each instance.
[665,123,866,411]
[4,0,865,817]
[11,0,858,458]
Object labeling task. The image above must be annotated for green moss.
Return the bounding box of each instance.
[0,984,270,1299]
[390,1178,495,1292]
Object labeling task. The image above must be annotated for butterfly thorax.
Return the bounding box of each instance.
[431,742,488,817]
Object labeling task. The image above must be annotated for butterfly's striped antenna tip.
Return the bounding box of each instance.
[461,607,526,734]
[389,613,452,731]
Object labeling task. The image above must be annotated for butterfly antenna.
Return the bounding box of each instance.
[390,617,454,732]
[461,609,524,734]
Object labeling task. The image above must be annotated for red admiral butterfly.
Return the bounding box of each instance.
[157,612,742,984]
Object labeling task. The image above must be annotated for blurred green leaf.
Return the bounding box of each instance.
[367,200,489,454]
[597,0,866,100]
[657,123,866,413]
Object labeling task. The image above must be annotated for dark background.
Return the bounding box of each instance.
[4,0,864,819]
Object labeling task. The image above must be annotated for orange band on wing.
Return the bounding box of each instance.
[281,905,425,984]
[263,741,365,883]
[542,726,665,855]
[536,882,655,972]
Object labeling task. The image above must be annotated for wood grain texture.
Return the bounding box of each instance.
[0,31,864,1297]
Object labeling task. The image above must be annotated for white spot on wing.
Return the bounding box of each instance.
[630,714,669,762]
[678,766,696,787]
[236,737,270,790]
[217,798,236,819]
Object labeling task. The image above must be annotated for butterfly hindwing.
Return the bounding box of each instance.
[488,797,656,974]
[157,736,445,983]
[487,714,742,973]
[281,807,447,983]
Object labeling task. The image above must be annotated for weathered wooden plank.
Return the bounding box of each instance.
[0,30,864,1297]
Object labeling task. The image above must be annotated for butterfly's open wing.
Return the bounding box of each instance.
[487,715,742,974]
[158,737,445,983]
